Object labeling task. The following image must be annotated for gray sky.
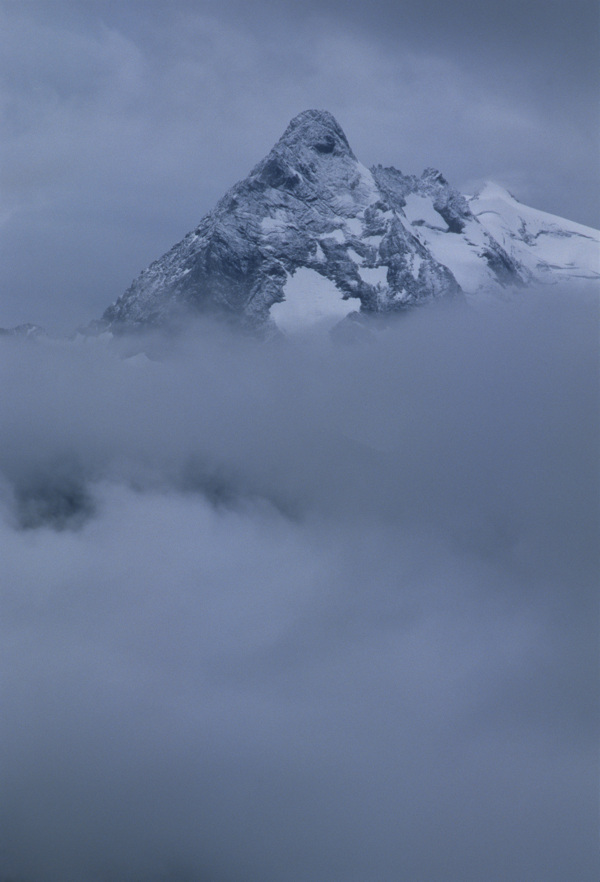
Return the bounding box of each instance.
[1,0,599,331]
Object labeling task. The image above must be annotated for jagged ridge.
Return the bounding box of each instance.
[102,110,596,334]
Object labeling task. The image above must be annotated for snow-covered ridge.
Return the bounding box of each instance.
[102,110,599,334]
[469,182,599,283]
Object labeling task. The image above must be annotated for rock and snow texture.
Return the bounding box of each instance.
[469,182,600,285]
[103,110,599,333]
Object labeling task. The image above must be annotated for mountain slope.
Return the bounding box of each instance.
[469,182,600,284]
[102,110,599,333]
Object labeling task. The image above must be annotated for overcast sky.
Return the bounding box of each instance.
[1,0,599,331]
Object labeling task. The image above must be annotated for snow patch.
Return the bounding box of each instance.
[344,217,363,237]
[403,194,446,230]
[356,162,381,206]
[359,266,388,287]
[411,255,423,279]
[261,213,290,234]
[270,267,359,333]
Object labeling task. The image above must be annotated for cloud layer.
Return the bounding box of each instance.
[1,290,598,881]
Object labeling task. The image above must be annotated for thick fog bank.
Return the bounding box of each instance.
[1,289,598,881]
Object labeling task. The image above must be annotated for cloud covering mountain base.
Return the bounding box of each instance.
[1,289,598,881]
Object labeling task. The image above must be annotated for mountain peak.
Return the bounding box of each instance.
[276,109,355,159]
[421,168,448,185]
[101,111,598,335]
[472,181,518,203]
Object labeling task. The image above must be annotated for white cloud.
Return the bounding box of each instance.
[0,291,597,880]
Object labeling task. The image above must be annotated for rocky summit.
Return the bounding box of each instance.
[102,109,600,334]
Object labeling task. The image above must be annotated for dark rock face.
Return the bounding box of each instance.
[103,109,527,333]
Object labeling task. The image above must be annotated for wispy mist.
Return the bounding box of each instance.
[1,290,598,881]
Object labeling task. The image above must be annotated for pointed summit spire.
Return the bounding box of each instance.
[276,109,355,159]
[250,108,360,196]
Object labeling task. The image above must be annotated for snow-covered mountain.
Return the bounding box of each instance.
[469,182,599,284]
[102,110,599,334]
